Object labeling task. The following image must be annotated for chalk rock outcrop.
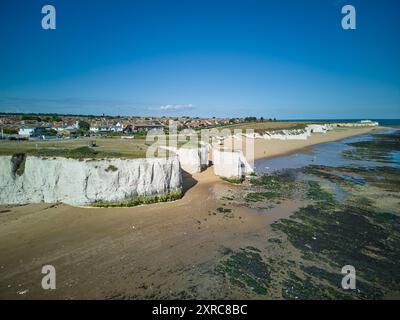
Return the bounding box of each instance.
[336,120,379,127]
[0,156,182,205]
[161,144,209,174]
[213,149,253,178]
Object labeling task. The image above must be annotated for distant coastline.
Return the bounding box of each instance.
[276,119,400,126]
[249,126,383,161]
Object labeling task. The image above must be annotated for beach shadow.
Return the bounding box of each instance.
[181,169,198,194]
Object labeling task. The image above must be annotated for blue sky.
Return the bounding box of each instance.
[0,0,399,118]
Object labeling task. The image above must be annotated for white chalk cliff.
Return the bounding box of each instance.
[160,144,210,174]
[0,156,182,205]
[240,121,378,141]
[213,149,254,178]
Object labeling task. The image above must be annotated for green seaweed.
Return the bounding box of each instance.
[220,176,245,184]
[306,180,336,206]
[92,188,183,207]
[246,171,297,202]
[216,247,271,295]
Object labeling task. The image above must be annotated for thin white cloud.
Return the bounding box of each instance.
[159,104,194,111]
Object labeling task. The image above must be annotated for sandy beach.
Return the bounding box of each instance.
[254,126,384,160]
[0,167,271,299]
[223,126,383,162]
[0,125,388,299]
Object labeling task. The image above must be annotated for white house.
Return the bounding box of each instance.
[89,126,100,133]
[18,127,35,137]
[110,123,123,132]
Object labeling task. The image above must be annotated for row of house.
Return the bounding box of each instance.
[16,121,166,139]
[0,114,249,140]
[18,121,80,138]
[88,122,164,133]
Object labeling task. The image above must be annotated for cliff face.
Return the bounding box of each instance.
[0,156,182,205]
[160,144,210,174]
[213,149,254,178]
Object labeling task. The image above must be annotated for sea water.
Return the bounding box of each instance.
[255,128,400,174]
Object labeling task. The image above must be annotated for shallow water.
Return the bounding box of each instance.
[255,128,399,174]
[391,151,400,164]
[296,172,349,202]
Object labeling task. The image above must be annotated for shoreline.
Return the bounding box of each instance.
[0,127,398,299]
[250,126,384,162]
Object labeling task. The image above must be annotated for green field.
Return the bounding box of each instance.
[0,121,310,158]
[0,135,202,159]
[0,137,149,159]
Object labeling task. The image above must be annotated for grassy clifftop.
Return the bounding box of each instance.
[0,137,149,159]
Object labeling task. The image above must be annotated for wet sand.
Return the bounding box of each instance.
[0,168,278,299]
[0,126,384,299]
